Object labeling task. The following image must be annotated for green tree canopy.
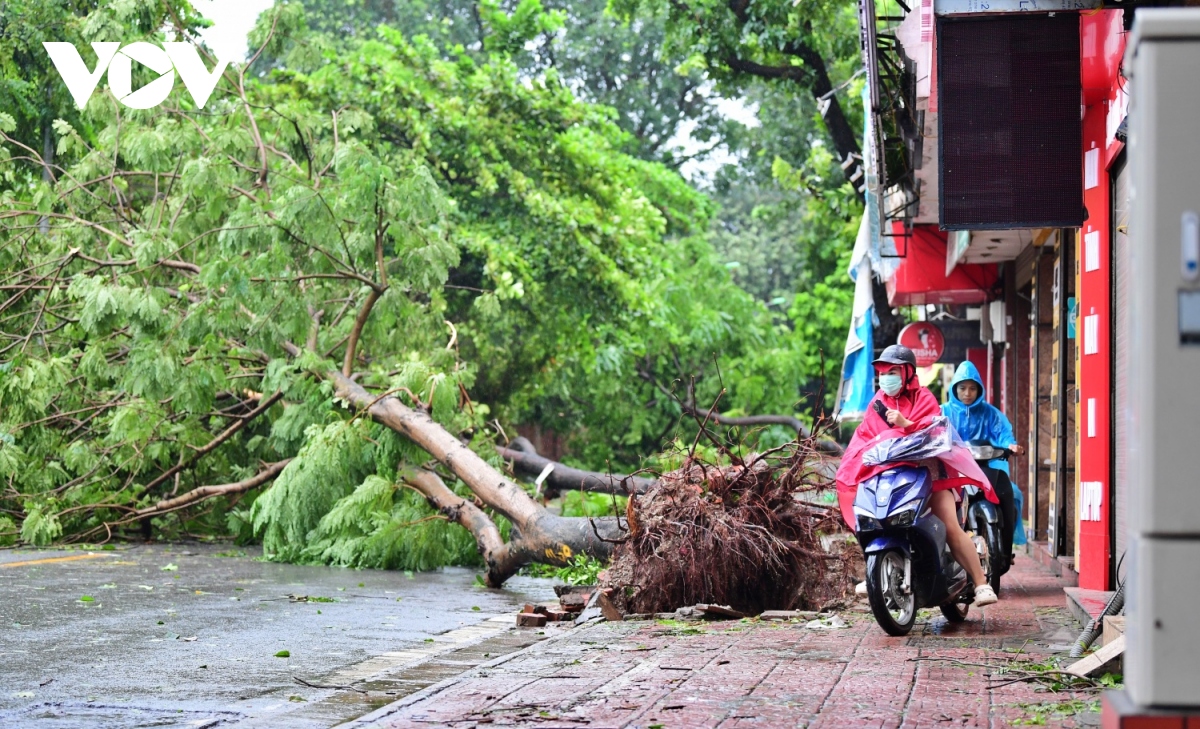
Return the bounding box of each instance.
[0,0,820,564]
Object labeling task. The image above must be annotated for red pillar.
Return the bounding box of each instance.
[1076,100,1113,590]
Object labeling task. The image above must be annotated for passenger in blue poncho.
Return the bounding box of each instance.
[942,361,1028,565]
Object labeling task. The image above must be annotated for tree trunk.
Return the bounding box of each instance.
[785,38,863,196]
[318,364,625,586]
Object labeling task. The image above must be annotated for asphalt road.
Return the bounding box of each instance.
[0,543,557,728]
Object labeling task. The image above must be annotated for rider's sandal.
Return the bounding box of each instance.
[973,584,998,606]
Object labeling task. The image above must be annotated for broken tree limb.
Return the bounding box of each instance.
[497,437,656,495]
[291,352,624,585]
[141,390,285,495]
[135,459,292,518]
[639,370,843,455]
[400,467,517,583]
[401,467,621,586]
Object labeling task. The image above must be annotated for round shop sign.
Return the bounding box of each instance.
[898,322,945,367]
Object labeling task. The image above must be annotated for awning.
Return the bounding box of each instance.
[886,223,998,306]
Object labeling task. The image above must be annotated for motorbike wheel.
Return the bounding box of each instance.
[939,601,969,623]
[866,550,916,636]
[977,520,1003,594]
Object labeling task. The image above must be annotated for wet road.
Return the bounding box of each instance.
[0,543,557,727]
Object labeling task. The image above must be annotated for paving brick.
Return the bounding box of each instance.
[357,555,1100,728]
[516,612,547,627]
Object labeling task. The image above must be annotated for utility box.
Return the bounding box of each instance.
[1124,8,1200,707]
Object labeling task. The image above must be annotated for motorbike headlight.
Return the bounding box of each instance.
[884,507,917,528]
[857,514,882,532]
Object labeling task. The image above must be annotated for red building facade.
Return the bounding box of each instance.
[859,1,1132,590]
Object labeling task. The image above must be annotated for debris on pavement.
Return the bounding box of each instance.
[516,612,548,627]
[554,585,593,612]
[597,590,623,622]
[1066,634,1125,677]
[696,603,745,619]
[804,614,849,630]
[760,609,823,621]
[348,554,1105,729]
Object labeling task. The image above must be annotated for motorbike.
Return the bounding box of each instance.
[965,441,1017,592]
[853,417,996,636]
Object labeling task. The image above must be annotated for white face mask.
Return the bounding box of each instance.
[879,373,903,396]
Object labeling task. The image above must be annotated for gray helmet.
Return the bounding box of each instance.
[873,344,917,368]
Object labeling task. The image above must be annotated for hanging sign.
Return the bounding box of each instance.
[898,322,946,367]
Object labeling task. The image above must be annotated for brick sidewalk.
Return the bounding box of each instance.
[349,555,1101,728]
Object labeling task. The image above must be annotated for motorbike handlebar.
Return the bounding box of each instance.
[968,443,1013,461]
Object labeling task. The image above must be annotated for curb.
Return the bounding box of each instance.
[333,616,606,728]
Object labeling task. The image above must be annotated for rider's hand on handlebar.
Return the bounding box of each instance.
[885,409,913,428]
[1009,444,1024,455]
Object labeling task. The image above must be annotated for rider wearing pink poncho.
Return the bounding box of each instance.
[835,344,1000,606]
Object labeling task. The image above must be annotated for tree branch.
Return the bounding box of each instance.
[141,390,284,495]
[135,459,291,518]
[400,468,524,586]
[497,437,656,495]
[342,287,384,375]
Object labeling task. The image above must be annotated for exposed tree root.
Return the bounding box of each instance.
[601,436,860,615]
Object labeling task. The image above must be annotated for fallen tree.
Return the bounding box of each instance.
[307,352,625,586]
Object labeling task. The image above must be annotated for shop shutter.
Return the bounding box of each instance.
[937,14,1083,230]
[1112,159,1130,578]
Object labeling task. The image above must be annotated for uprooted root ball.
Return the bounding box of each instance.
[600,441,861,615]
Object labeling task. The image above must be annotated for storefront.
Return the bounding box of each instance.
[856,0,1135,590]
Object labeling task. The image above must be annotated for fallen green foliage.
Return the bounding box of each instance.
[1011,699,1101,726]
[524,553,605,585]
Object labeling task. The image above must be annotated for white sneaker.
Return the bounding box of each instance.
[974,584,998,606]
[855,580,867,597]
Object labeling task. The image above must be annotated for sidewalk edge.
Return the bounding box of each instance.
[332,617,605,728]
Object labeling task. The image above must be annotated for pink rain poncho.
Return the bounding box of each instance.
[835,371,997,530]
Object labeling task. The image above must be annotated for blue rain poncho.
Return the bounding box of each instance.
[942,361,1027,545]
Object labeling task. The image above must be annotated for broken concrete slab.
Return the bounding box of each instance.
[1101,615,1125,647]
[574,588,604,625]
[554,585,593,612]
[696,604,745,619]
